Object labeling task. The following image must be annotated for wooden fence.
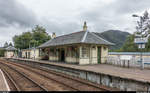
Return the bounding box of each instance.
[106,56,150,69]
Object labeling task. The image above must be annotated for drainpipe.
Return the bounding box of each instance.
[90,45,92,64]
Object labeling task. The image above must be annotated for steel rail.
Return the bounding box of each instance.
[5,61,79,91]
[0,62,48,91]
[2,69,21,91]
[7,61,115,91]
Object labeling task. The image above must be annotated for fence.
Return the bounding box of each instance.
[106,56,150,69]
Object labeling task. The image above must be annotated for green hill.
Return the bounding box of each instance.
[94,30,130,50]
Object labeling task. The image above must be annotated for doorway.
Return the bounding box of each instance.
[60,49,65,62]
[97,46,101,64]
[28,52,30,59]
[25,52,28,58]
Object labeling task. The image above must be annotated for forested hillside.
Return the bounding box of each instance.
[94,30,130,50]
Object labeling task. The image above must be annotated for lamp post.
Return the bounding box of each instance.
[132,14,145,70]
[34,42,36,60]
[132,12,150,69]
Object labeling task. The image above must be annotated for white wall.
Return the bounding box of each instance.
[79,58,90,65]
[90,46,98,64]
[5,51,15,58]
[66,57,79,63]
[79,45,109,65]
[22,49,40,59]
[30,49,39,59]
[49,56,59,61]
[101,46,108,63]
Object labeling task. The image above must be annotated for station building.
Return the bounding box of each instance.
[4,46,17,58]
[22,47,39,59]
[38,22,114,65]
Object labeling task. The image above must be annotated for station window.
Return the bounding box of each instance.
[103,47,107,51]
[81,46,89,58]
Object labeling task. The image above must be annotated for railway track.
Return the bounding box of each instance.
[0,59,119,91]
[1,69,20,91]
[0,62,48,91]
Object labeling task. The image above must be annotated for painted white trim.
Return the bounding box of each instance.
[0,69,10,91]
[81,31,88,42]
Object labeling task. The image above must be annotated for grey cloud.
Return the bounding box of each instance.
[78,0,150,33]
[1,0,150,45]
[0,0,38,28]
[40,19,81,36]
[113,0,150,14]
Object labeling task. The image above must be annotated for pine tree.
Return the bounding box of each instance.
[3,42,8,48]
[119,10,150,52]
[9,42,13,46]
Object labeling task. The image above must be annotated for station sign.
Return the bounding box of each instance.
[120,55,132,60]
[134,37,148,44]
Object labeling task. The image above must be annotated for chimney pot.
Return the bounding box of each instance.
[83,21,87,31]
[52,32,56,39]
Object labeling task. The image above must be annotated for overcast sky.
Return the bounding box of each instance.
[0,0,150,47]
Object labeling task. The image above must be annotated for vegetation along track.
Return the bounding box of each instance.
[0,62,48,91]
[0,59,119,91]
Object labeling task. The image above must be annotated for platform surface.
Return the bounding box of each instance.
[0,69,10,91]
[12,58,150,83]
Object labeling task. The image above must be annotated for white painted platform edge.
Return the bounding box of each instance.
[0,69,10,91]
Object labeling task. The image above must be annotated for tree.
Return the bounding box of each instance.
[0,49,4,57]
[134,10,150,37]
[13,32,33,49]
[3,42,8,48]
[32,25,51,46]
[119,35,139,52]
[13,25,51,49]
[118,10,150,52]
[9,42,13,46]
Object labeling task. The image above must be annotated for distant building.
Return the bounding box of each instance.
[4,46,17,58]
[22,47,39,59]
[38,22,114,65]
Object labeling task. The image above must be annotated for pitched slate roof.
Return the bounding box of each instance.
[39,31,114,48]
[5,46,17,51]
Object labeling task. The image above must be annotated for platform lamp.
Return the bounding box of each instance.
[132,14,150,69]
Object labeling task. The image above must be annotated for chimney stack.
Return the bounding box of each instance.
[52,32,56,39]
[83,21,87,31]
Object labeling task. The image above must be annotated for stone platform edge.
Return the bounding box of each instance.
[9,58,150,84]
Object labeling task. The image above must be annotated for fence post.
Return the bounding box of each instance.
[128,60,129,68]
[123,60,125,67]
